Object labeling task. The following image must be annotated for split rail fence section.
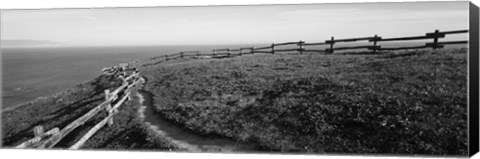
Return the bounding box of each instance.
[152,29,468,62]
[16,64,141,149]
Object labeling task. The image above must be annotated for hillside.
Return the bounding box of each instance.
[140,48,468,155]
[1,74,179,150]
[1,48,468,155]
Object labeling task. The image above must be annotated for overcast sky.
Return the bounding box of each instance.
[0,1,469,46]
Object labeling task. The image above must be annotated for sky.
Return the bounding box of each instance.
[0,1,469,46]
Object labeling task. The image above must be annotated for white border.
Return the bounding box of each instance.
[1,0,479,159]
[0,0,474,9]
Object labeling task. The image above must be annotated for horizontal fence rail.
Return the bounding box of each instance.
[143,29,468,64]
[303,42,329,46]
[253,46,272,50]
[326,36,378,43]
[329,45,375,51]
[274,41,302,46]
[275,48,301,52]
[375,35,436,42]
[377,45,430,51]
[17,63,141,149]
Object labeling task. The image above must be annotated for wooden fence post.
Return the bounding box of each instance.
[372,34,378,54]
[271,43,275,54]
[107,106,114,126]
[433,29,439,49]
[127,91,132,101]
[213,49,217,57]
[298,41,304,54]
[180,52,184,59]
[329,36,335,54]
[33,126,44,137]
[165,55,168,61]
[251,47,255,54]
[228,48,231,57]
[104,89,113,126]
[239,48,243,56]
[104,89,110,101]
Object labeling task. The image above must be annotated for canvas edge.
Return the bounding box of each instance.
[469,1,480,157]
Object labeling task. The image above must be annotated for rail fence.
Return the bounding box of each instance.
[148,29,468,63]
[15,63,141,149]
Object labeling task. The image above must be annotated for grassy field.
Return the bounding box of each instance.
[140,48,468,155]
[2,74,180,150]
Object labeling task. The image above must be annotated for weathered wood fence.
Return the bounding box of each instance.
[16,63,141,149]
[150,29,468,62]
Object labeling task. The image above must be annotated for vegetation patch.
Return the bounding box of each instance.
[2,74,179,150]
[141,49,467,155]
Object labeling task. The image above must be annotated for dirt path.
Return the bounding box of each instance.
[136,78,259,152]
